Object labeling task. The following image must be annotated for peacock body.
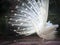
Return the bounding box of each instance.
[8,0,59,40]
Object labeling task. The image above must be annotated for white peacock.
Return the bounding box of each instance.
[8,0,59,40]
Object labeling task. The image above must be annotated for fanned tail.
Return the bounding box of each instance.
[8,0,59,40]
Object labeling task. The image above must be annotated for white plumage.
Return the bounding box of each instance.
[9,0,59,40]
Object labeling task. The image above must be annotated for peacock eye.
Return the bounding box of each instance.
[20,23,24,25]
[17,27,20,29]
[25,8,28,10]
[15,5,19,9]
[11,10,14,12]
[22,3,25,6]
[12,24,14,26]
[9,18,12,20]
[14,13,17,16]
[14,29,16,32]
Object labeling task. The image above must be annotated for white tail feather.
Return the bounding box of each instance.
[37,21,59,40]
[9,0,59,40]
